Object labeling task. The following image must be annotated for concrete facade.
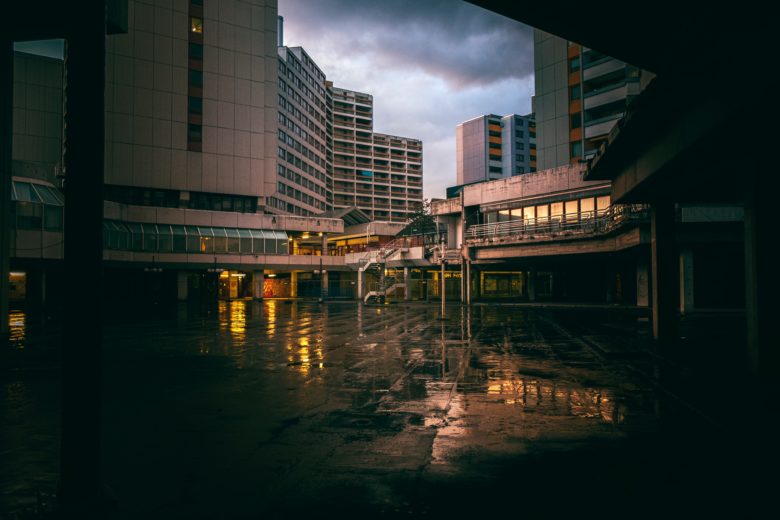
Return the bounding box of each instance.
[331,86,423,222]
[533,29,652,169]
[104,0,279,200]
[456,113,536,185]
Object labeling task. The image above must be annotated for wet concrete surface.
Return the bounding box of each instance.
[1,302,772,518]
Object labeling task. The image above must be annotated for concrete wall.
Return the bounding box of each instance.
[533,30,569,170]
[456,116,489,185]
[104,0,279,198]
[12,51,63,183]
[461,163,603,208]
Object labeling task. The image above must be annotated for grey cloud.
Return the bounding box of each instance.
[280,0,533,88]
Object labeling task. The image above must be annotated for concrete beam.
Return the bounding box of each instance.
[473,227,643,260]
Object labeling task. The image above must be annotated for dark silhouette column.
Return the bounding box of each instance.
[59,4,107,516]
[0,40,12,340]
[744,184,774,379]
[650,203,678,342]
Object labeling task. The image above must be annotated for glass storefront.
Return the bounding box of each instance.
[217,271,252,300]
[479,271,525,299]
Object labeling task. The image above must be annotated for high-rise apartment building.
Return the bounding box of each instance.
[532,30,652,169]
[456,113,536,185]
[331,86,423,222]
[104,0,279,214]
[272,46,330,216]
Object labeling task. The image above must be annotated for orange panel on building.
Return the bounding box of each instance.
[570,127,582,141]
[567,44,581,58]
[568,71,580,86]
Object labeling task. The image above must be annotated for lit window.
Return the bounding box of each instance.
[191,17,203,34]
[580,197,595,218]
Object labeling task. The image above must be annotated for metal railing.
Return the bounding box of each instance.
[465,204,650,241]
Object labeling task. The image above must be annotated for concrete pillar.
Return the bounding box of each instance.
[0,40,12,339]
[460,262,466,302]
[252,271,264,300]
[744,185,775,378]
[651,203,679,341]
[404,267,410,301]
[60,9,107,516]
[321,233,328,256]
[290,271,297,298]
[465,260,472,305]
[679,247,694,315]
[528,267,537,302]
[357,268,364,300]
[177,272,188,301]
[440,260,446,317]
[321,270,328,299]
[636,254,649,307]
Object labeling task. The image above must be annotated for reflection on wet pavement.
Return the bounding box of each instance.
[2,301,757,517]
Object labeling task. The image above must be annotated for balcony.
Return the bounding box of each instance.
[583,58,625,81]
[584,114,623,139]
[584,81,641,110]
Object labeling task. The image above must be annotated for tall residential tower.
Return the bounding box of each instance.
[456,113,535,185]
[532,30,653,169]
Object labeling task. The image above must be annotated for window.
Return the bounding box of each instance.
[565,200,578,220]
[571,141,583,158]
[570,84,581,100]
[188,42,203,60]
[187,124,202,141]
[580,197,595,219]
[597,195,610,215]
[516,130,524,138]
[551,202,564,220]
[569,56,580,72]
[188,96,203,114]
[190,17,203,34]
[570,113,582,129]
[188,70,203,87]
[516,154,525,162]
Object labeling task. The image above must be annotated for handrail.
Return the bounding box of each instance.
[465,204,649,240]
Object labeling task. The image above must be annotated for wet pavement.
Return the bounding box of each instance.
[1,302,771,518]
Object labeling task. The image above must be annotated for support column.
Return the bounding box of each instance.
[252,271,264,300]
[744,184,775,378]
[320,233,328,300]
[357,268,364,300]
[60,8,107,516]
[636,254,649,307]
[651,203,679,342]
[0,39,12,339]
[404,267,410,301]
[440,260,446,317]
[465,260,471,305]
[290,271,297,298]
[177,272,188,301]
[460,262,465,303]
[528,267,537,302]
[679,247,694,315]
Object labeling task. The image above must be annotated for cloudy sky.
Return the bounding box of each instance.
[279,0,534,200]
